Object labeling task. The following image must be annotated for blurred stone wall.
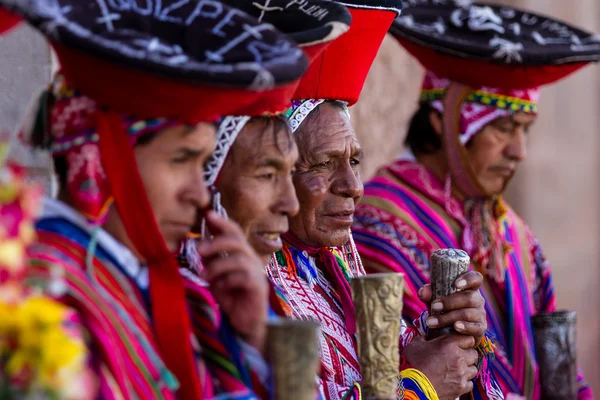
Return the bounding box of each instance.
[351,0,600,390]
[0,24,54,194]
[0,24,50,132]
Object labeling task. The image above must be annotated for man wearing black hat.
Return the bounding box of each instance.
[354,1,599,398]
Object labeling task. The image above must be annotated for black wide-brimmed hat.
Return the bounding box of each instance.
[390,0,600,89]
[223,0,352,49]
[0,0,312,122]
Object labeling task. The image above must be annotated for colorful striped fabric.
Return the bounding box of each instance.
[27,212,264,399]
[267,244,364,400]
[352,158,594,399]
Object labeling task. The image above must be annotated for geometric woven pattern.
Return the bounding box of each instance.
[203,116,250,187]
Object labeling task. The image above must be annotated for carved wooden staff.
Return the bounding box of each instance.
[531,310,578,400]
[351,272,405,400]
[427,248,470,340]
[428,249,472,400]
[267,319,321,400]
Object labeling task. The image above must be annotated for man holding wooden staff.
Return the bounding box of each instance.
[353,1,600,398]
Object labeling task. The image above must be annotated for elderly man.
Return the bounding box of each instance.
[3,0,313,398]
[352,1,600,398]
[200,116,299,265]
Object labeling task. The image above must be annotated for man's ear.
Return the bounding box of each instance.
[428,110,443,137]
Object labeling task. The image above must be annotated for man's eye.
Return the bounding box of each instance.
[495,125,513,134]
[314,160,331,168]
[258,173,275,180]
[171,156,188,164]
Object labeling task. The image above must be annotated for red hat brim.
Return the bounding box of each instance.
[293,7,397,105]
[233,42,331,116]
[398,38,590,90]
[54,42,266,123]
[0,7,20,35]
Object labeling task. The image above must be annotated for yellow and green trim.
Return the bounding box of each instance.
[420,88,538,114]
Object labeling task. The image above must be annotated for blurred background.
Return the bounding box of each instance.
[0,0,598,392]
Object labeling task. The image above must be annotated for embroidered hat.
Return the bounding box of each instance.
[392,0,600,89]
[420,69,540,145]
[1,0,310,123]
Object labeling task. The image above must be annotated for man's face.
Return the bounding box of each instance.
[217,118,299,265]
[134,123,216,252]
[467,113,536,194]
[288,102,364,248]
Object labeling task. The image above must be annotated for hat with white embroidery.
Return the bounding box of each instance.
[389,0,600,198]
[393,0,600,88]
[216,0,352,116]
[0,0,311,123]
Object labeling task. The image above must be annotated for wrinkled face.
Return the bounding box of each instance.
[288,102,364,248]
[134,123,216,252]
[217,118,299,264]
[467,113,536,194]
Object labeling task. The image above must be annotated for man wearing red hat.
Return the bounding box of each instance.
[0,0,314,398]
[353,1,600,399]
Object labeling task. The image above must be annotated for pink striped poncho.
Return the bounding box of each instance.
[352,158,594,400]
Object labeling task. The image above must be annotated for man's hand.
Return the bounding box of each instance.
[403,334,479,400]
[198,211,268,354]
[419,271,487,345]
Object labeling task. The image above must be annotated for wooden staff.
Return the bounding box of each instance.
[532,311,578,400]
[427,248,470,340]
[267,319,321,400]
[352,272,405,400]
